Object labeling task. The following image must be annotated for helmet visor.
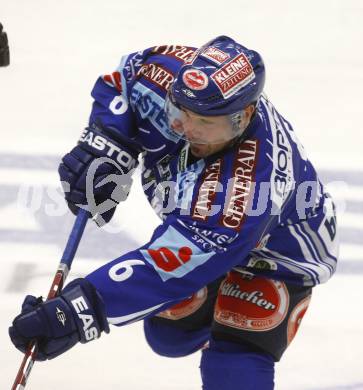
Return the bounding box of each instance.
[165,92,244,145]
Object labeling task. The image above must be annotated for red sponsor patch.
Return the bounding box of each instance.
[221,139,258,231]
[148,246,192,272]
[182,69,209,90]
[103,71,122,93]
[192,159,222,221]
[287,295,311,345]
[136,63,174,92]
[211,53,255,98]
[153,45,196,63]
[157,287,208,320]
[201,46,230,65]
[214,272,289,331]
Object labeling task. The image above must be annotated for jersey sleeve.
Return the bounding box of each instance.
[88,48,153,146]
[85,145,279,327]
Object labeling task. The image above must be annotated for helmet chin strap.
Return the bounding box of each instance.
[229,110,248,138]
[228,107,257,149]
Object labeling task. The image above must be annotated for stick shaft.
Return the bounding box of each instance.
[11,209,89,390]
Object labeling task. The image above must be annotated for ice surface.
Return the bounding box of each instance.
[0,1,362,389]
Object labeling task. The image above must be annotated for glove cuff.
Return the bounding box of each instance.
[62,278,109,343]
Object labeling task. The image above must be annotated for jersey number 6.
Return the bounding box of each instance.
[108,259,145,282]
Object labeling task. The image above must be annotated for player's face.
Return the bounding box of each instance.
[173,109,233,142]
[176,109,234,157]
[165,94,244,157]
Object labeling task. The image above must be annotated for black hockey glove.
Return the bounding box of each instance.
[59,122,139,226]
[9,278,109,361]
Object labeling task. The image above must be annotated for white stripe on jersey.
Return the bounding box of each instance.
[107,302,166,325]
[258,247,324,286]
[287,225,332,284]
[293,223,320,261]
[293,223,334,279]
[301,221,337,267]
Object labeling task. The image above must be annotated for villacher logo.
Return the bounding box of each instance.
[214,273,289,331]
[220,283,276,310]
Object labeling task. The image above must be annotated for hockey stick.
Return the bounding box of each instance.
[11,208,90,390]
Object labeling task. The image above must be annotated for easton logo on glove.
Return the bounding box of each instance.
[79,128,137,172]
[71,295,100,341]
[56,307,67,326]
[59,122,140,226]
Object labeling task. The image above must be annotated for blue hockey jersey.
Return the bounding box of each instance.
[84,45,339,326]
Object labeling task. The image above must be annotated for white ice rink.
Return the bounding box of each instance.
[0,1,363,389]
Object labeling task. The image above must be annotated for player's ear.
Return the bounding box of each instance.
[239,104,255,131]
[244,104,256,123]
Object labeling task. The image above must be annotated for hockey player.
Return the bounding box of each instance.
[9,36,339,389]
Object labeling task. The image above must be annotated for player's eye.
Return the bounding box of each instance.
[200,118,212,124]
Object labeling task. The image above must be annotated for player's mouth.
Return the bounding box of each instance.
[189,143,210,158]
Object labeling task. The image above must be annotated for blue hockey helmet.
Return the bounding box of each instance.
[170,35,265,116]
